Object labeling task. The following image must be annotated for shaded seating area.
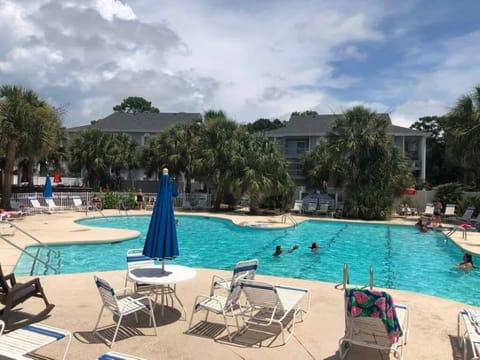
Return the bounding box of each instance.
[0,264,55,331]
[238,279,310,345]
[338,288,409,360]
[0,319,71,360]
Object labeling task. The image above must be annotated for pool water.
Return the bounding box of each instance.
[15,215,479,305]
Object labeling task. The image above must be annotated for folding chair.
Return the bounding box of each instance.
[239,279,310,345]
[0,264,55,331]
[93,275,157,347]
[212,259,259,293]
[338,288,409,360]
[188,273,246,341]
[0,319,71,360]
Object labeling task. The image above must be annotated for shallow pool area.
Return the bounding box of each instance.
[15,215,479,306]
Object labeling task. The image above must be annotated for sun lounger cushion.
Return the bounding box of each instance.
[345,288,402,344]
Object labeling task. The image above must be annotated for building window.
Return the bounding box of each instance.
[142,133,151,146]
[285,138,309,157]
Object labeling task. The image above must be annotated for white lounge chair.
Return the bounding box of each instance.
[338,288,409,360]
[289,200,303,214]
[303,200,318,215]
[188,273,246,341]
[45,198,65,212]
[457,309,480,360]
[93,275,157,347]
[98,351,146,360]
[182,199,192,210]
[457,207,476,224]
[317,202,329,216]
[212,258,259,292]
[0,319,71,360]
[239,279,310,345]
[72,196,88,213]
[423,203,434,218]
[28,198,51,214]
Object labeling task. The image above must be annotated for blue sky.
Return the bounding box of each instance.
[0,0,479,128]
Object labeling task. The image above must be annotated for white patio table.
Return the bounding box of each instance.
[128,264,197,319]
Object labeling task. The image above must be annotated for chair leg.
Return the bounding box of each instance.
[110,314,124,347]
[93,306,105,334]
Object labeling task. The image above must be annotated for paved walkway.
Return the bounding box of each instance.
[0,209,479,359]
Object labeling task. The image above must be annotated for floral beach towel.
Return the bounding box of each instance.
[345,288,402,344]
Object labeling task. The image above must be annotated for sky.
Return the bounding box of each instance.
[1,0,479,129]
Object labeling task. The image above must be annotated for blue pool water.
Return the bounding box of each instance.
[15,215,478,305]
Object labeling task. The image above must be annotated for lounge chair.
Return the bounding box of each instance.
[289,200,303,214]
[423,203,434,218]
[444,203,456,218]
[212,259,259,292]
[471,213,480,227]
[456,207,476,224]
[239,279,310,345]
[457,309,480,360]
[98,351,146,360]
[28,198,51,214]
[0,264,55,331]
[93,275,157,347]
[303,200,318,215]
[338,288,409,360]
[0,320,71,360]
[317,202,329,216]
[182,199,192,211]
[45,198,65,212]
[72,196,88,213]
[188,273,246,341]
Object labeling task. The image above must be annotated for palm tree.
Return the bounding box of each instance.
[236,132,292,214]
[0,85,44,209]
[443,85,480,184]
[325,106,412,219]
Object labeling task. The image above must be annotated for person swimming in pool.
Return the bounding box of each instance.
[459,253,474,270]
[309,242,320,252]
[273,244,299,256]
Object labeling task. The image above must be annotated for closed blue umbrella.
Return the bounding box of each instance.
[143,168,179,271]
[43,175,53,198]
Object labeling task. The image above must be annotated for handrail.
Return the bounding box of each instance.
[281,214,298,228]
[369,265,374,289]
[0,235,59,274]
[9,223,60,257]
[343,263,350,289]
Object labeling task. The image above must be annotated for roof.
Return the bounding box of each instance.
[267,113,428,137]
[67,112,202,133]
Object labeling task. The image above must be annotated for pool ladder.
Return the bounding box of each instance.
[0,223,60,275]
[281,214,297,228]
[337,263,374,290]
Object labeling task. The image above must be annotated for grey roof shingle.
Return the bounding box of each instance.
[67,112,202,133]
[267,113,427,137]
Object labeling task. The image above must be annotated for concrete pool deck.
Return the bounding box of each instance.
[1,209,479,359]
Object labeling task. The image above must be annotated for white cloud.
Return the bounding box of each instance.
[95,0,136,21]
[391,99,449,128]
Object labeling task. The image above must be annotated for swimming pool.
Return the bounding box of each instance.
[15,215,478,306]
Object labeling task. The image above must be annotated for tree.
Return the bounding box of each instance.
[113,96,159,113]
[318,106,413,220]
[442,85,480,185]
[291,110,319,116]
[0,85,51,209]
[245,118,286,133]
[235,132,293,214]
[410,116,456,185]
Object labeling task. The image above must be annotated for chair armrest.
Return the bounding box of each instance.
[115,287,133,295]
[0,320,4,335]
[4,272,17,286]
[211,275,230,294]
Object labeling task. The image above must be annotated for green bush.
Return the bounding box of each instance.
[102,191,121,209]
[434,183,465,208]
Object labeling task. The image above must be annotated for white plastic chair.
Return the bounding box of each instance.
[317,203,329,216]
[289,200,303,213]
[212,259,259,293]
[188,273,246,341]
[45,198,65,212]
[239,279,310,345]
[423,203,434,218]
[28,197,51,214]
[93,275,157,347]
[0,319,71,360]
[338,288,409,360]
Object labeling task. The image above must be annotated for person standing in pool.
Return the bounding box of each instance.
[459,253,474,270]
[309,242,320,252]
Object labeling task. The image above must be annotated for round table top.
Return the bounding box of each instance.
[128,264,197,285]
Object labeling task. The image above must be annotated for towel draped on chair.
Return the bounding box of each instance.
[345,288,402,344]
